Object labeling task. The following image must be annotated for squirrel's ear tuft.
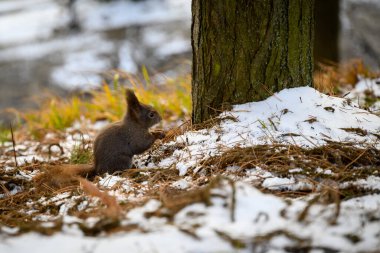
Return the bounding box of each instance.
[126,89,140,109]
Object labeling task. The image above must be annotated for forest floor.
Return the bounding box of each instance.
[1,73,380,252]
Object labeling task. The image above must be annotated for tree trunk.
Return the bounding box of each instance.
[192,0,315,124]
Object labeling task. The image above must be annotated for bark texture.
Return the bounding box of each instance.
[192,0,315,124]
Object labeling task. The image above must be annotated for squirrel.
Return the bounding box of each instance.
[35,89,164,189]
[93,89,165,175]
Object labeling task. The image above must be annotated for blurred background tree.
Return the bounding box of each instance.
[314,0,340,65]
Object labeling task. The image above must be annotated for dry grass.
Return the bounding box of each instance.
[21,72,191,139]
[200,143,380,199]
[1,140,379,237]
[0,162,142,235]
[158,176,226,213]
[314,58,379,95]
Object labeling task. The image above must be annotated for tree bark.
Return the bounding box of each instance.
[192,0,315,124]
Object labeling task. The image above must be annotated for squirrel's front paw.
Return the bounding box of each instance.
[151,130,166,139]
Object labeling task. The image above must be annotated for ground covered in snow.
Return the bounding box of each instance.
[1,82,380,253]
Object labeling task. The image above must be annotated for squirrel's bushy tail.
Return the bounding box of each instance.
[34,164,94,190]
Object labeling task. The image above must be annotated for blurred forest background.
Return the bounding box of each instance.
[0,0,379,125]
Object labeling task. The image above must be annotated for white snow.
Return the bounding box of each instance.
[0,34,113,62]
[0,1,69,45]
[150,86,380,176]
[118,41,138,73]
[346,78,380,112]
[77,0,190,31]
[342,176,380,190]
[156,37,190,58]
[1,181,379,252]
[0,184,22,199]
[262,176,313,191]
[351,78,380,97]
[51,46,112,90]
[171,178,190,189]
[98,175,123,188]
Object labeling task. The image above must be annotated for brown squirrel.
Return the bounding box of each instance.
[93,89,165,175]
[35,89,164,188]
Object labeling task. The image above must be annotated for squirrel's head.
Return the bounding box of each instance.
[125,89,162,128]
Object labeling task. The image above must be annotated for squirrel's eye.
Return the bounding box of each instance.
[148,111,155,118]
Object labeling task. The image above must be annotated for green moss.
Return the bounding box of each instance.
[213,63,221,77]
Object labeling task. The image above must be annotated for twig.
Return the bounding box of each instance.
[228,179,236,223]
[0,183,11,198]
[9,123,18,168]
[343,148,368,170]
[298,195,320,222]
[260,84,283,102]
